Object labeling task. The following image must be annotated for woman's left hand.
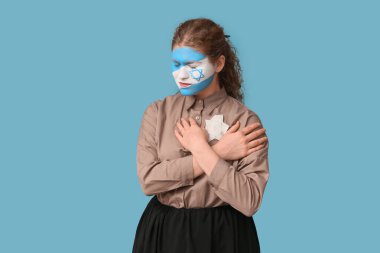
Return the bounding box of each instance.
[174,117,209,152]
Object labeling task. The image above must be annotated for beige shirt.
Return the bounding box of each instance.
[136,86,269,217]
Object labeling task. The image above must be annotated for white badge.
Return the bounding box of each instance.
[205,114,229,142]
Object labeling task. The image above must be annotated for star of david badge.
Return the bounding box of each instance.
[205,114,229,142]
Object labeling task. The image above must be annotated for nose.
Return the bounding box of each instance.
[178,66,189,80]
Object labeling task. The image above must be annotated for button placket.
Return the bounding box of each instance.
[191,99,203,125]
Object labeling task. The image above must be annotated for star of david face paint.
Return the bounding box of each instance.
[171,46,216,96]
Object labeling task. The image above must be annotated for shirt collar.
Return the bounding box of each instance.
[184,85,228,114]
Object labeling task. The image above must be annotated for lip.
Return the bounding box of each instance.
[179,82,191,88]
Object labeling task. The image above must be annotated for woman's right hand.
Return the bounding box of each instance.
[214,121,268,161]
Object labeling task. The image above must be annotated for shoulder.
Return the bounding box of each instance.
[223,95,264,126]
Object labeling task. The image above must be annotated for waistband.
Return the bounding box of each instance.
[149,195,234,214]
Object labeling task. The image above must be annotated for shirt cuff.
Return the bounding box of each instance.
[180,155,195,186]
[207,158,231,189]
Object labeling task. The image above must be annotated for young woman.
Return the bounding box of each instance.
[133,18,270,253]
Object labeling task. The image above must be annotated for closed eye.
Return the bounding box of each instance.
[172,62,199,68]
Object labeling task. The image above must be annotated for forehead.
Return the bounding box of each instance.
[172,46,206,62]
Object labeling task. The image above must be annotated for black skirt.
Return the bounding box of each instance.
[132,195,260,253]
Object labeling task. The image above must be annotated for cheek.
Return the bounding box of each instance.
[172,69,180,79]
[198,58,216,75]
[207,62,215,72]
[200,64,215,75]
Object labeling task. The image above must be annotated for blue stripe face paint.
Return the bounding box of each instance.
[171,46,216,96]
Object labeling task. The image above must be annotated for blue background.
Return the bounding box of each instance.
[1,0,379,252]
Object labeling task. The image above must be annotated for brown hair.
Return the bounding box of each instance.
[171,18,244,102]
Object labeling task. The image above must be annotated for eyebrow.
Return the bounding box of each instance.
[172,60,199,64]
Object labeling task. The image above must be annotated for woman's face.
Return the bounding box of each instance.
[171,46,216,96]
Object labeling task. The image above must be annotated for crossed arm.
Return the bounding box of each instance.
[137,102,269,217]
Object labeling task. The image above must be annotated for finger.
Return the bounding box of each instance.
[247,136,268,149]
[181,118,190,128]
[226,120,240,133]
[174,128,183,140]
[246,127,266,142]
[189,117,197,126]
[247,144,266,155]
[175,126,183,137]
[176,120,185,133]
[241,122,262,135]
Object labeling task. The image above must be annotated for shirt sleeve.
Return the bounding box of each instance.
[206,110,270,217]
[136,101,195,196]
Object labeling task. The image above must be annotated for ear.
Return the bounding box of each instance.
[215,55,225,73]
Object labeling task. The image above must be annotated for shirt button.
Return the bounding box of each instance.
[195,115,200,121]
